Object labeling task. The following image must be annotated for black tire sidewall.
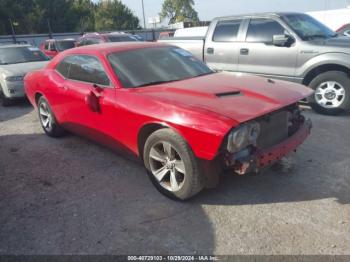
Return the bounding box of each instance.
[37,96,64,137]
[309,71,350,115]
[143,129,203,201]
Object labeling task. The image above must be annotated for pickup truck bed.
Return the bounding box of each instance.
[159,37,205,61]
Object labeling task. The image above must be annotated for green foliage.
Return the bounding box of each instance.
[94,0,141,31]
[0,0,140,35]
[160,0,199,25]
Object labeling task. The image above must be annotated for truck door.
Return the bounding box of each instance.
[238,18,298,79]
[204,19,244,71]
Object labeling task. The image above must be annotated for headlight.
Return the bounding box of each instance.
[227,121,261,153]
[6,76,24,82]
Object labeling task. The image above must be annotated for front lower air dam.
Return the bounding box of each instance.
[229,119,312,175]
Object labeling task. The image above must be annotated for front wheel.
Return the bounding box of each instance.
[38,96,66,137]
[309,71,350,115]
[143,129,204,200]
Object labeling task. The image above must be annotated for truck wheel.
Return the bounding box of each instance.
[143,128,204,200]
[308,71,350,115]
[0,86,12,107]
[38,96,66,137]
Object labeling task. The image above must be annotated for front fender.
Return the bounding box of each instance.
[297,52,350,78]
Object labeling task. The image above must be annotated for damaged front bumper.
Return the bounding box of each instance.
[225,119,312,175]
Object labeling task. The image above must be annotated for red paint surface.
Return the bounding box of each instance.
[25,43,313,160]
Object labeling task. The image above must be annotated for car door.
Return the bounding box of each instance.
[62,55,117,138]
[238,18,298,78]
[205,19,244,71]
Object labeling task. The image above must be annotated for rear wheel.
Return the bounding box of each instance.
[38,96,66,137]
[143,129,204,200]
[309,71,350,115]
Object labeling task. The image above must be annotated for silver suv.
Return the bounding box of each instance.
[0,44,49,106]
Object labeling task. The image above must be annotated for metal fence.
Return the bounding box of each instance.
[0,29,175,47]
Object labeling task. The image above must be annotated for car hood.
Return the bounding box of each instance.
[0,61,48,77]
[134,72,313,124]
[309,35,350,49]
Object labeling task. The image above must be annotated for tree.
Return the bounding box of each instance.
[94,0,140,31]
[160,0,199,25]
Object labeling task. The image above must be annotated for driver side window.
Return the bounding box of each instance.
[56,55,111,86]
[246,18,285,43]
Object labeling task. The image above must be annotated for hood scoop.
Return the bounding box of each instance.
[215,90,242,98]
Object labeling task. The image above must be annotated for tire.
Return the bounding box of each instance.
[308,71,350,115]
[0,86,12,107]
[37,96,66,137]
[143,128,204,200]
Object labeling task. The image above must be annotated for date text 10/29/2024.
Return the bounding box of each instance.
[127,256,219,261]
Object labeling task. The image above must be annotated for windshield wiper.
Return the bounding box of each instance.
[195,71,215,78]
[135,79,180,88]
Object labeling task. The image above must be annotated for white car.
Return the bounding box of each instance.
[0,44,49,106]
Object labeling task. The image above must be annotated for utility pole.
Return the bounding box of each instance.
[142,0,146,29]
[9,19,17,44]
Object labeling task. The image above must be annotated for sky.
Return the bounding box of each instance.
[114,0,350,27]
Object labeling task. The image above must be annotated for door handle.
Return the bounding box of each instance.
[240,48,249,55]
[207,47,214,54]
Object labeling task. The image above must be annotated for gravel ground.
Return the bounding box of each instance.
[0,102,349,255]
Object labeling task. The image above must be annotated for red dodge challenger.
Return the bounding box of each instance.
[24,42,313,200]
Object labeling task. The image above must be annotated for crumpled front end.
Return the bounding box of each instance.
[223,103,312,174]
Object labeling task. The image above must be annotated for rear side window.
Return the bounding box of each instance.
[246,18,285,43]
[107,35,138,42]
[84,37,102,45]
[56,58,71,78]
[213,20,242,42]
[59,55,110,86]
[44,42,49,50]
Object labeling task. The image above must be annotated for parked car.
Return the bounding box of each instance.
[24,43,312,200]
[336,23,350,36]
[0,44,49,106]
[159,12,350,115]
[158,31,175,39]
[76,32,139,47]
[40,38,76,58]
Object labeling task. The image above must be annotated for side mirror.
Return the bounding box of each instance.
[272,34,294,47]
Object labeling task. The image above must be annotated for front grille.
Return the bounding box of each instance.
[257,110,289,149]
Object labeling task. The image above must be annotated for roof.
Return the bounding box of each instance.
[213,11,304,20]
[83,32,130,37]
[63,42,168,55]
[44,38,76,42]
[0,44,31,48]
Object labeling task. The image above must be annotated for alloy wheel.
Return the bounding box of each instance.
[315,81,346,109]
[149,141,186,192]
[39,102,53,131]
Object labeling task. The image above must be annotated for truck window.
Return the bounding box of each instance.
[213,20,242,42]
[246,19,285,43]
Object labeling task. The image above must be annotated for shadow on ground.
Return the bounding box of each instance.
[0,100,33,122]
[0,133,214,255]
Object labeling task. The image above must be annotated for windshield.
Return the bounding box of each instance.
[108,46,213,88]
[56,40,75,51]
[282,14,336,40]
[107,35,138,42]
[0,46,49,65]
